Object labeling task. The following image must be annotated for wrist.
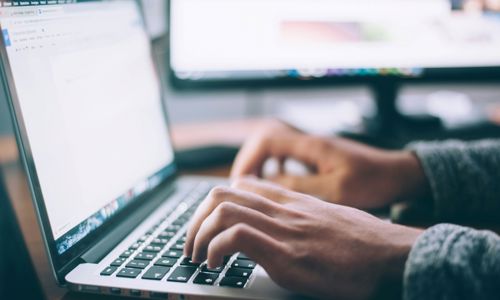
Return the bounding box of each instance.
[376,225,423,298]
[388,151,431,203]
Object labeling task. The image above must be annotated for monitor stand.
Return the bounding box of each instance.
[360,80,443,147]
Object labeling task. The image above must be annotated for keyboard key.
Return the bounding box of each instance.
[126,260,149,269]
[171,243,184,250]
[129,242,142,250]
[135,252,156,261]
[143,245,163,253]
[150,292,169,299]
[231,259,256,269]
[167,266,197,283]
[120,250,133,258]
[130,289,142,296]
[180,257,201,267]
[226,267,252,278]
[110,258,126,267]
[142,266,170,281]
[162,249,182,258]
[237,253,251,260]
[201,264,224,273]
[100,266,117,276]
[172,219,187,226]
[117,268,141,278]
[193,272,218,285]
[110,287,121,294]
[219,276,247,288]
[150,238,168,246]
[158,231,176,238]
[138,234,150,242]
[154,257,177,267]
[165,225,182,232]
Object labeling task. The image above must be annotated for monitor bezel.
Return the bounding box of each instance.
[0,0,178,284]
[168,66,500,90]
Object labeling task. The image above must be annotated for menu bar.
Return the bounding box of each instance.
[1,1,81,7]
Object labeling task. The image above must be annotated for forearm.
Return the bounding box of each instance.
[406,139,500,222]
[403,224,500,300]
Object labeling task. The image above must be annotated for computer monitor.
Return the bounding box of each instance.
[169,0,500,135]
[169,0,500,88]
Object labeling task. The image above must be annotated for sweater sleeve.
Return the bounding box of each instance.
[406,139,500,223]
[403,224,500,300]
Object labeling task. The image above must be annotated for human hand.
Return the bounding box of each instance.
[184,178,423,300]
[231,122,429,209]
[463,0,500,12]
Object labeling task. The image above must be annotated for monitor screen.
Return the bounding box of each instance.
[0,0,175,255]
[170,0,500,83]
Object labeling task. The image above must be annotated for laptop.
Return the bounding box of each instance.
[0,171,45,300]
[0,1,296,299]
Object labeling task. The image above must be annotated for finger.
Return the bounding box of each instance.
[270,175,326,197]
[230,135,273,178]
[206,223,287,270]
[184,186,281,257]
[192,201,289,262]
[231,177,296,203]
[230,133,323,178]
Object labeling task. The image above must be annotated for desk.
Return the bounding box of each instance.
[0,119,273,300]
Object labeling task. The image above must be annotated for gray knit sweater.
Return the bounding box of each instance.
[403,140,500,300]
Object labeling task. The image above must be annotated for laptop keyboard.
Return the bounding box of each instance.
[99,183,256,289]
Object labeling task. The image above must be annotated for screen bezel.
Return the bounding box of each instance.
[0,0,178,283]
[167,0,500,90]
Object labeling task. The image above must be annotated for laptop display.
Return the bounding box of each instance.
[0,0,175,257]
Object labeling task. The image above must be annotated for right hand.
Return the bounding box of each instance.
[231,122,429,209]
[184,178,422,300]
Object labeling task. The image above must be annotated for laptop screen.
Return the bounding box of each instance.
[0,1,175,255]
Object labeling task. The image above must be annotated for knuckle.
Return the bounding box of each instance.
[214,202,237,221]
[230,223,250,243]
[208,186,230,202]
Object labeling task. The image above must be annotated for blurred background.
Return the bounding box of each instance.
[2,0,500,149]
[1,1,500,298]
[148,0,500,151]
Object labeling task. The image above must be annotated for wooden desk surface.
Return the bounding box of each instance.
[0,119,269,300]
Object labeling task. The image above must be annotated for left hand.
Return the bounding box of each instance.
[184,178,422,300]
[231,122,428,210]
[463,0,500,11]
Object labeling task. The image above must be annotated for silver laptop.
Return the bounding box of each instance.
[0,1,297,299]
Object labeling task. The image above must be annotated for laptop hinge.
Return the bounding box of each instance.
[80,183,176,264]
